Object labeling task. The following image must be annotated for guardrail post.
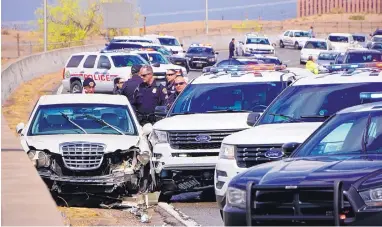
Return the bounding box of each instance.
[16,33,20,57]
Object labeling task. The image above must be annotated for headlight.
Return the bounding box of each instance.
[219,144,236,159]
[152,130,168,144]
[270,49,275,53]
[27,150,50,168]
[227,187,246,209]
[208,58,215,62]
[360,188,382,207]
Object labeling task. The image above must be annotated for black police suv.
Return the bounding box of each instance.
[185,45,218,69]
[334,49,382,64]
[224,101,382,226]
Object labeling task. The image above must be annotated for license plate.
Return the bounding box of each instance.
[196,63,203,67]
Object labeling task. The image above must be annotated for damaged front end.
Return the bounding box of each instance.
[27,142,153,196]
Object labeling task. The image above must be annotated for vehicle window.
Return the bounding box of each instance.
[304,41,328,50]
[97,56,111,69]
[151,47,171,56]
[256,58,281,65]
[257,83,382,125]
[216,59,243,67]
[105,43,143,50]
[294,112,382,157]
[28,104,137,136]
[318,52,339,60]
[83,55,97,68]
[328,35,349,43]
[66,55,84,68]
[127,39,152,43]
[187,47,214,54]
[372,37,382,42]
[158,38,180,46]
[111,55,147,67]
[352,35,366,42]
[246,38,270,45]
[148,53,169,64]
[335,53,345,64]
[345,52,382,63]
[284,31,290,36]
[238,60,262,65]
[170,82,284,115]
[294,31,310,37]
[371,43,382,50]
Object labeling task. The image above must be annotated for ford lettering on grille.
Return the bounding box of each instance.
[195,135,211,142]
[264,149,284,159]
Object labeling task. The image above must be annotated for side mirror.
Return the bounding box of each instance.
[155,106,168,117]
[16,122,25,135]
[101,62,111,69]
[246,112,261,126]
[181,44,184,47]
[142,123,153,136]
[152,62,160,67]
[215,52,219,55]
[282,142,300,156]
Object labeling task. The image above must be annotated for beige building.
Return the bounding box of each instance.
[297,0,382,17]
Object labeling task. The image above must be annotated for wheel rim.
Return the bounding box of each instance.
[72,84,81,93]
[295,43,299,48]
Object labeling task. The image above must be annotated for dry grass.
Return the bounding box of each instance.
[2,71,62,135]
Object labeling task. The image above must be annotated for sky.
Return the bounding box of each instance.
[1,0,297,29]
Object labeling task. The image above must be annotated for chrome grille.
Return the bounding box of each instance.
[168,130,242,150]
[60,142,105,170]
[235,144,283,168]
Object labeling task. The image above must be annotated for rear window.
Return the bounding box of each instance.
[345,52,382,63]
[328,36,349,43]
[66,55,84,68]
[371,43,382,50]
[105,43,143,50]
[352,35,366,42]
[304,41,327,50]
[318,52,338,60]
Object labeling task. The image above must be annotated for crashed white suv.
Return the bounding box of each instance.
[16,94,154,196]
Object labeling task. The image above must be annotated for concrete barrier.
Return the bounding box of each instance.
[1,44,103,102]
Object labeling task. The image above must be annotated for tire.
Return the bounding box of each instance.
[70,80,82,93]
[199,188,216,202]
[300,60,305,65]
[158,192,173,203]
[280,40,285,48]
[294,42,299,50]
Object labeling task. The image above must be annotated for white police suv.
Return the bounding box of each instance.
[150,65,313,201]
[239,33,276,56]
[144,34,185,57]
[215,62,382,215]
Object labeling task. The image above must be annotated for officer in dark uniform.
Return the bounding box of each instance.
[229,38,235,59]
[132,65,168,125]
[165,75,187,109]
[122,65,143,104]
[165,69,177,96]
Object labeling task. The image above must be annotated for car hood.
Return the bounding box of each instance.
[239,155,382,189]
[245,44,274,50]
[223,122,322,145]
[186,53,214,58]
[24,134,140,154]
[153,113,250,131]
[331,42,350,51]
[295,37,310,42]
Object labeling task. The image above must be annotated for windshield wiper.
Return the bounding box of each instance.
[269,113,303,122]
[84,114,125,135]
[60,112,88,134]
[361,114,372,154]
[300,115,330,119]
[206,109,250,113]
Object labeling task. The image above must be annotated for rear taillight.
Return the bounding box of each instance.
[62,68,65,79]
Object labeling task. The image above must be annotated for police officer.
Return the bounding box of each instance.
[122,65,143,104]
[132,65,167,125]
[229,38,235,59]
[165,69,177,96]
[166,75,187,109]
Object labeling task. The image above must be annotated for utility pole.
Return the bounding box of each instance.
[43,0,47,52]
[205,0,209,34]
[144,16,147,35]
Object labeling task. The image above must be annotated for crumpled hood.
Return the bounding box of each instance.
[153,113,250,131]
[25,134,140,154]
[241,155,382,188]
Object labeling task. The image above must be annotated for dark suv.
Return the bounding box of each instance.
[335,49,382,64]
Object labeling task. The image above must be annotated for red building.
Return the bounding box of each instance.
[297,0,382,17]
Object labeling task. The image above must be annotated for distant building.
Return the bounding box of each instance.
[297,0,382,17]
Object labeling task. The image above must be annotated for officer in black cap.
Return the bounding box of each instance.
[132,65,167,125]
[165,69,177,96]
[122,65,143,104]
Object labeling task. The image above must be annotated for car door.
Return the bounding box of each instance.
[82,54,98,82]
[282,31,290,45]
[95,55,113,92]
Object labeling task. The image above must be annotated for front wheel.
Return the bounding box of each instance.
[294,42,299,50]
[70,80,82,93]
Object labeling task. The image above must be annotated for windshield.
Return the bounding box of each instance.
[372,37,382,42]
[328,35,349,43]
[318,52,339,60]
[304,41,328,50]
[28,104,137,135]
[105,43,143,50]
[150,46,171,56]
[170,82,283,115]
[111,55,148,67]
[246,38,270,45]
[257,83,382,125]
[344,52,382,63]
[294,111,382,157]
[187,47,214,54]
[352,35,366,42]
[256,58,281,65]
[158,38,180,46]
[372,43,382,50]
[294,31,310,37]
[139,53,169,64]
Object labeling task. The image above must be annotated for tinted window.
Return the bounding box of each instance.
[83,55,97,68]
[97,56,111,69]
[294,112,382,157]
[111,55,147,67]
[371,43,382,50]
[352,35,366,42]
[148,53,169,64]
[257,83,382,125]
[246,38,270,45]
[328,36,349,43]
[170,82,284,115]
[105,43,143,50]
[158,38,180,46]
[345,52,382,63]
[294,31,310,37]
[372,37,382,42]
[255,58,281,65]
[284,31,290,36]
[66,55,84,68]
[28,104,137,136]
[304,41,327,50]
[216,59,243,67]
[187,47,214,54]
[318,52,339,60]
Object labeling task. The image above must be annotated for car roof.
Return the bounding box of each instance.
[293,71,382,86]
[318,51,340,54]
[305,38,327,42]
[337,101,382,114]
[373,35,382,38]
[329,33,352,36]
[71,51,139,56]
[345,49,381,53]
[352,33,367,36]
[287,30,308,32]
[131,50,160,54]
[38,94,129,105]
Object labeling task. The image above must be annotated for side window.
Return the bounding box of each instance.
[217,60,231,67]
[83,55,97,68]
[284,31,290,36]
[66,55,84,68]
[97,55,111,69]
[289,32,294,37]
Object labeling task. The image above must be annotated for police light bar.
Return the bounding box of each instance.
[190,43,212,47]
[360,92,382,100]
[202,64,286,73]
[327,62,382,72]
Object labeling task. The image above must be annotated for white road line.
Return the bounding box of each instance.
[158,202,200,227]
[56,85,63,95]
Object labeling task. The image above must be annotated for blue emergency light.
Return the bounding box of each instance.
[360,92,382,100]
[327,62,382,72]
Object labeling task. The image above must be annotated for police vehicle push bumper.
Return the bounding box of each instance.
[187,57,216,69]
